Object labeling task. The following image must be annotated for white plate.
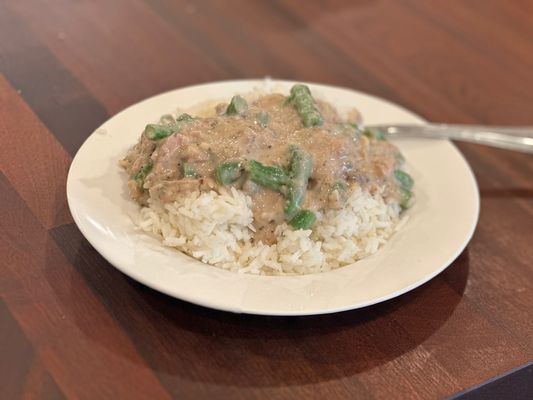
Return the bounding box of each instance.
[67,80,479,316]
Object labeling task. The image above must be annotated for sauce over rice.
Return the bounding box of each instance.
[121,85,414,246]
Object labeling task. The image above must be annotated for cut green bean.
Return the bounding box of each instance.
[286,84,323,127]
[144,124,180,140]
[394,169,414,191]
[284,145,314,220]
[183,163,199,178]
[216,161,243,185]
[145,114,195,140]
[248,160,289,192]
[133,160,153,188]
[255,111,270,127]
[289,209,316,230]
[225,95,248,115]
[338,122,358,129]
[362,127,386,141]
[399,188,413,209]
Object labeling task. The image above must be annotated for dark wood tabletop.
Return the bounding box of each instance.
[1,1,532,399]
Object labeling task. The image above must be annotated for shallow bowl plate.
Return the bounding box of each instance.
[67,80,479,316]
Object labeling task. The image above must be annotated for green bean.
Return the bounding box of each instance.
[248,160,289,192]
[255,111,270,127]
[362,127,386,141]
[183,162,199,178]
[177,113,194,122]
[216,161,243,185]
[395,170,414,209]
[338,122,358,129]
[394,169,414,191]
[399,188,413,209]
[144,124,180,140]
[286,84,323,127]
[289,209,316,230]
[133,160,153,188]
[225,95,248,115]
[284,145,313,220]
[145,114,195,140]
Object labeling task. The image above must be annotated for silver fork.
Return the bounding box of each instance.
[368,124,533,154]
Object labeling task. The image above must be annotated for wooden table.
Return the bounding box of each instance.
[1,1,532,399]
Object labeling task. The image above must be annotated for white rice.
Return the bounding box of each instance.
[136,186,402,275]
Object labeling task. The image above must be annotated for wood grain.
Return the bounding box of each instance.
[0,173,171,400]
[6,0,230,115]
[0,76,72,228]
[1,0,532,399]
[0,4,109,155]
[0,299,65,400]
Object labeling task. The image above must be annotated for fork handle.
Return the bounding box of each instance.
[379,124,533,154]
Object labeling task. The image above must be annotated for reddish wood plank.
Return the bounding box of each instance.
[0,299,65,400]
[386,196,533,394]
[20,359,66,400]
[7,0,231,115]
[0,75,72,229]
[460,198,533,345]
[0,173,171,400]
[281,0,533,124]
[407,0,533,85]
[0,6,109,155]
[455,143,533,192]
[149,0,400,98]
[8,0,402,115]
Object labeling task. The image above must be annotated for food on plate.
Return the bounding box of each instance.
[120,84,414,274]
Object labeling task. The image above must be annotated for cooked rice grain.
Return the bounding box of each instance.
[137,186,400,275]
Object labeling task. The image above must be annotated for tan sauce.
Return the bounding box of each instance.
[122,93,403,244]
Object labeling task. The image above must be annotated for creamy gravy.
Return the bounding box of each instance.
[121,91,405,244]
